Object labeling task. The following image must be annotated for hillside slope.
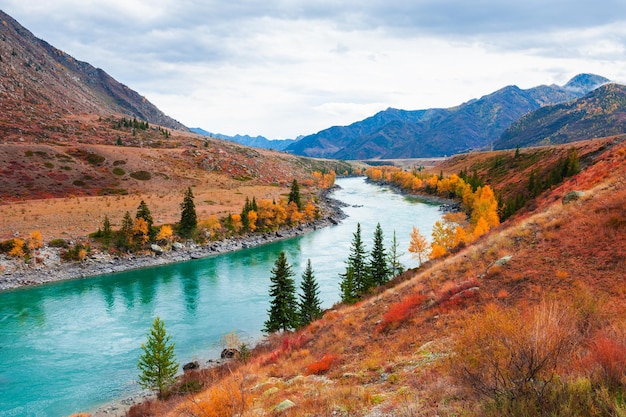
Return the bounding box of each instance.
[0,10,187,133]
[287,74,609,159]
[494,83,626,149]
[123,137,626,416]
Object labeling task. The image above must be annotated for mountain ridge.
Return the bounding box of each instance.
[0,10,187,132]
[286,74,610,159]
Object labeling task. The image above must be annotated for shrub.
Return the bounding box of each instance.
[48,238,69,248]
[305,353,338,375]
[61,243,90,262]
[85,152,105,165]
[377,293,426,332]
[587,332,626,389]
[130,170,152,180]
[112,167,126,176]
[451,301,578,405]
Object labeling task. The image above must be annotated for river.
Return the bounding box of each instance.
[0,177,443,417]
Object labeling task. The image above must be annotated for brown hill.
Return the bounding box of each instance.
[119,137,626,417]
[0,10,186,132]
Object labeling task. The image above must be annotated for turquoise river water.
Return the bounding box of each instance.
[0,177,443,417]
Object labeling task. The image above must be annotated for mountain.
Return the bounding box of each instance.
[0,10,187,131]
[190,128,296,151]
[494,83,626,150]
[286,74,609,159]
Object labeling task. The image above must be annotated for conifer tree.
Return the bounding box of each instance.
[388,230,405,276]
[264,251,299,333]
[117,211,134,250]
[369,223,391,286]
[178,187,197,239]
[298,259,323,326]
[339,223,368,301]
[136,200,155,241]
[137,317,178,398]
[288,179,302,209]
[102,215,112,247]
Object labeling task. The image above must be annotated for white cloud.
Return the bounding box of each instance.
[3,0,626,138]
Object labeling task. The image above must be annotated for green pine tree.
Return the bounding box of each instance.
[369,223,391,287]
[137,317,178,398]
[264,251,299,333]
[102,215,112,247]
[387,230,405,277]
[288,179,302,209]
[298,259,323,326]
[178,187,197,239]
[339,223,368,301]
[116,211,134,250]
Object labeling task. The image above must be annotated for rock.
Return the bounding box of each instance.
[183,361,199,371]
[172,242,185,251]
[150,244,164,254]
[494,255,512,266]
[273,399,296,412]
[220,348,239,359]
[563,190,585,204]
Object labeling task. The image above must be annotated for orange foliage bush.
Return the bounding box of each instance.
[176,379,251,417]
[586,332,626,389]
[377,293,426,332]
[305,353,338,375]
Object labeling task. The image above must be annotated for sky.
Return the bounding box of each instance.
[3,1,626,139]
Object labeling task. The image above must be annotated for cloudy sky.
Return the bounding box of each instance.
[3,1,626,138]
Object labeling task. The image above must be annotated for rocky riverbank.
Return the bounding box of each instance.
[0,191,347,292]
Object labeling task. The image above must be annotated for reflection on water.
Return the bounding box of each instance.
[0,177,443,417]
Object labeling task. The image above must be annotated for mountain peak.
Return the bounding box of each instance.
[563,73,610,94]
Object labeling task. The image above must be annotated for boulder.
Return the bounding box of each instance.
[183,361,199,371]
[150,244,164,254]
[563,191,585,204]
[172,242,185,251]
[274,399,296,412]
[220,348,239,359]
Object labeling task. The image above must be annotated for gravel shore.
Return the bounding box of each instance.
[0,191,347,292]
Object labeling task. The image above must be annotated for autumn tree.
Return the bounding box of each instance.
[133,218,150,245]
[156,225,173,244]
[28,230,43,251]
[408,226,429,265]
[178,187,197,239]
[137,317,178,398]
[298,259,323,326]
[264,251,299,333]
[136,200,155,241]
[369,223,391,286]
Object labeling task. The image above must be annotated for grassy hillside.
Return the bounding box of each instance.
[117,137,626,417]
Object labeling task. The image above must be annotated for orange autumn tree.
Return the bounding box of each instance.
[408,226,430,264]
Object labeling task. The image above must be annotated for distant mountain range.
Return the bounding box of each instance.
[494,83,626,149]
[189,128,296,151]
[0,10,187,131]
[284,73,611,159]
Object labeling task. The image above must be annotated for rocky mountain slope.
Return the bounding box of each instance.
[190,128,296,151]
[494,83,626,149]
[0,10,187,134]
[286,74,609,159]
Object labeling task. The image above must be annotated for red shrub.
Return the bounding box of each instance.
[377,293,426,332]
[588,332,626,388]
[305,353,337,375]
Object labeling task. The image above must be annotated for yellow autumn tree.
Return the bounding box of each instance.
[304,200,317,221]
[471,185,500,228]
[8,238,25,258]
[408,226,430,264]
[286,201,303,225]
[133,218,150,245]
[156,225,173,243]
[28,230,44,250]
[247,210,258,232]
